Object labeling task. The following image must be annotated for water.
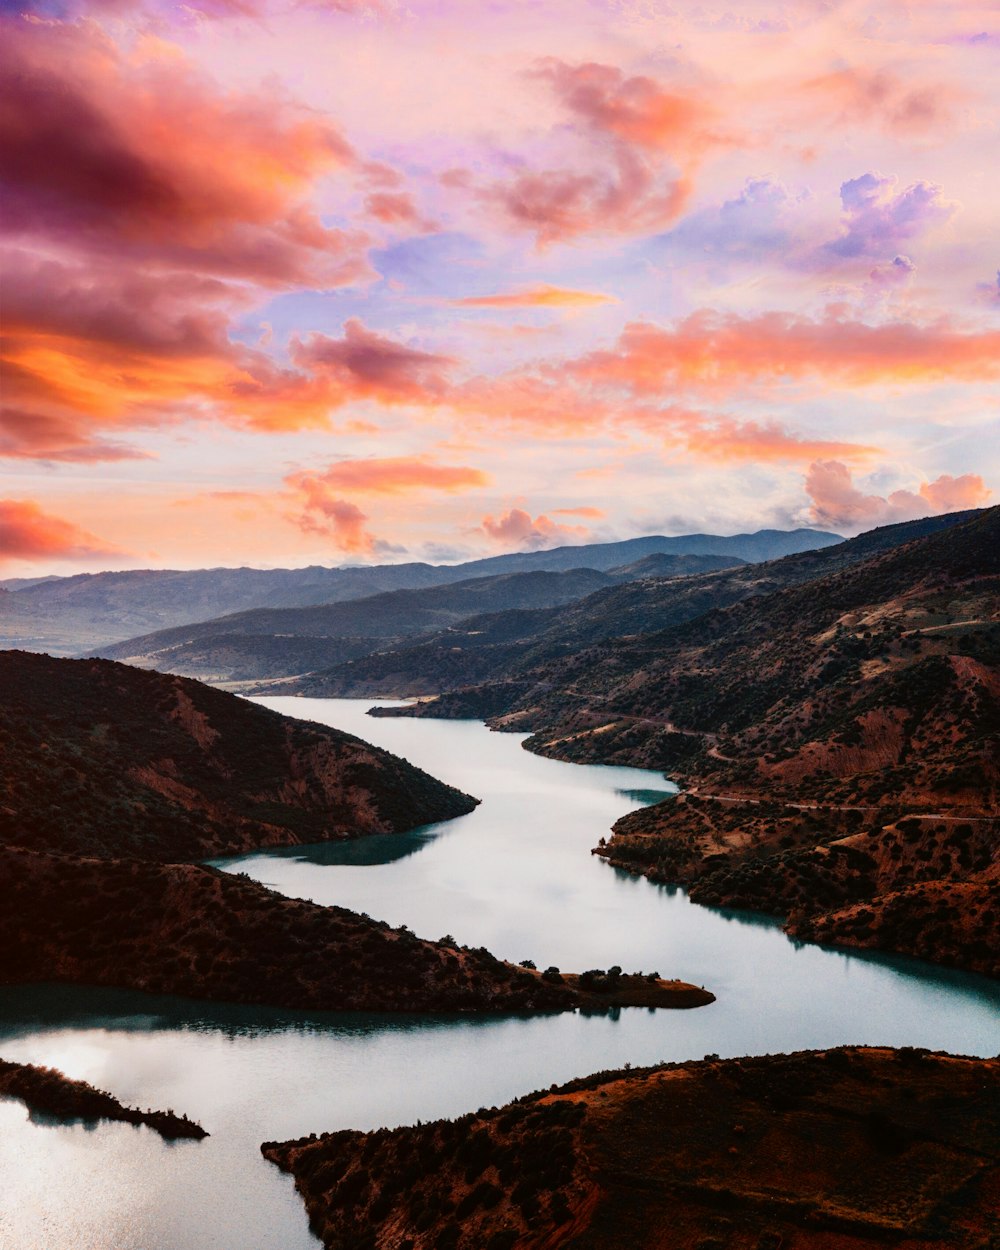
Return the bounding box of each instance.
[0,698,996,1249]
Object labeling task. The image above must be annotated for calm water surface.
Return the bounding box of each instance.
[1,697,997,1249]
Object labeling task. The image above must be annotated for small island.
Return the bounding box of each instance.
[0,1058,207,1140]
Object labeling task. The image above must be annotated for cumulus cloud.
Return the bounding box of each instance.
[292,319,455,402]
[804,460,991,531]
[486,58,729,245]
[477,507,591,550]
[286,479,378,553]
[655,176,800,262]
[826,173,957,260]
[0,499,125,563]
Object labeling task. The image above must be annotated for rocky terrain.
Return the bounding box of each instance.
[0,845,711,1015]
[0,1058,207,1140]
[359,509,1000,975]
[263,1045,1000,1250]
[0,650,477,861]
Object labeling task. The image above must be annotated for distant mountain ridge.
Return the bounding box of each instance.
[295,509,983,700]
[96,555,745,684]
[0,527,839,655]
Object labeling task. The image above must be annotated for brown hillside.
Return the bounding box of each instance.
[262,1046,1000,1250]
[0,845,712,1015]
[0,650,477,861]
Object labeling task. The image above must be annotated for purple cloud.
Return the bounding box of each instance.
[826,173,957,259]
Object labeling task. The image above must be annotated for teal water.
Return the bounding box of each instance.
[0,698,996,1249]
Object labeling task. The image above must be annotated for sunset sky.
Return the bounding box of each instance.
[2,0,998,575]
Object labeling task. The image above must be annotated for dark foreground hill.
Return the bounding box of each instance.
[0,845,712,1015]
[263,1046,1000,1250]
[299,510,980,699]
[0,528,837,656]
[0,650,477,861]
[362,509,1000,976]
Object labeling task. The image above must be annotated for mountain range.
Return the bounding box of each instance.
[0,527,839,657]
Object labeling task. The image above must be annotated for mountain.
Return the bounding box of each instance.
[430,527,841,576]
[263,1046,1000,1250]
[360,508,1000,975]
[96,557,745,685]
[0,650,477,861]
[0,528,837,656]
[295,510,983,700]
[95,568,621,682]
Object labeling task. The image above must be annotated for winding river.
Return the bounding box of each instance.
[0,697,997,1250]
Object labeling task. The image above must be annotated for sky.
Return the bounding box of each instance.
[1,0,998,575]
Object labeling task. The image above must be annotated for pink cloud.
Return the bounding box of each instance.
[292,319,455,402]
[805,460,991,530]
[286,479,378,554]
[478,507,590,550]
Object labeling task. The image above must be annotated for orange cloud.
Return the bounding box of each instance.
[551,506,606,518]
[671,414,879,463]
[455,286,616,309]
[570,310,1000,394]
[292,457,490,495]
[805,460,991,531]
[919,473,993,512]
[483,57,730,245]
[478,508,591,550]
[287,481,378,554]
[0,499,125,564]
[534,59,720,155]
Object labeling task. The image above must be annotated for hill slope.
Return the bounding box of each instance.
[363,509,1000,975]
[0,650,477,861]
[0,846,712,1015]
[263,1046,1000,1250]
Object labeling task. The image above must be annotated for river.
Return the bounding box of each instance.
[0,697,996,1249]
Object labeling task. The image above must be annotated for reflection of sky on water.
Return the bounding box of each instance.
[2,698,997,1250]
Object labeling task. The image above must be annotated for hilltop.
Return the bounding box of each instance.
[263,1046,1000,1250]
[0,650,477,861]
